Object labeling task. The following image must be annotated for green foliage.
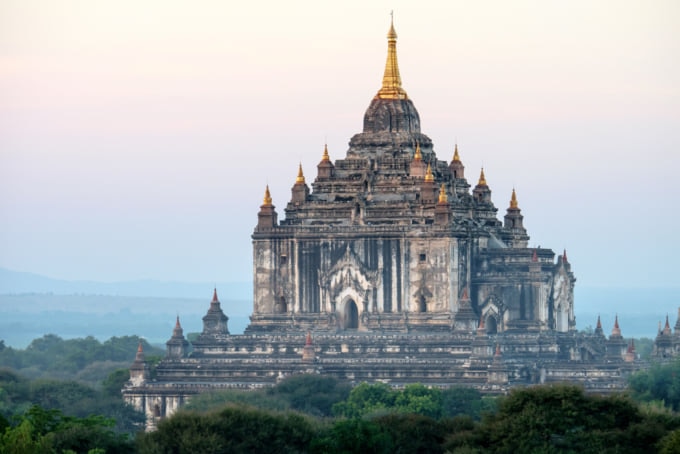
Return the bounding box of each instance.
[441,386,497,419]
[267,374,351,417]
[0,369,144,435]
[659,427,680,454]
[629,359,680,411]
[444,384,677,454]
[0,405,132,454]
[633,337,655,359]
[332,382,396,418]
[332,382,491,420]
[137,405,316,454]
[0,334,164,386]
[310,418,394,454]
[184,374,351,417]
[373,413,447,454]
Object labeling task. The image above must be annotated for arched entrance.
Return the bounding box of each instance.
[418,295,427,313]
[486,316,498,334]
[344,299,359,329]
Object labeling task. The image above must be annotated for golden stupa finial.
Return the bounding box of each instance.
[438,184,448,203]
[478,168,487,186]
[414,142,422,161]
[376,13,408,100]
[424,163,434,183]
[322,144,330,162]
[263,185,273,205]
[296,163,305,184]
[453,143,460,162]
[510,188,518,208]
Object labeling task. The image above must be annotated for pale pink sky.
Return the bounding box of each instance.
[1,1,679,287]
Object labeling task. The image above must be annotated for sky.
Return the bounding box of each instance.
[1,0,679,289]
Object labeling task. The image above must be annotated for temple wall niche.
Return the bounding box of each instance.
[407,238,455,313]
[253,238,294,314]
[319,238,405,315]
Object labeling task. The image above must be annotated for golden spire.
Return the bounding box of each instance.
[296,163,305,184]
[478,168,487,186]
[263,185,273,205]
[376,15,408,100]
[438,184,448,203]
[424,163,434,183]
[452,144,460,162]
[414,142,422,161]
[322,144,330,162]
[510,188,518,208]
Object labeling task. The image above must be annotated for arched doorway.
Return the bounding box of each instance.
[344,300,359,329]
[418,295,427,313]
[486,316,498,334]
[274,297,287,314]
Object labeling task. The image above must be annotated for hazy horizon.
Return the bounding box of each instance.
[2,2,679,292]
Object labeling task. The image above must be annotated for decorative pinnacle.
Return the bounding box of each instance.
[212,288,219,303]
[612,315,621,336]
[478,168,487,186]
[452,144,461,162]
[510,188,518,209]
[263,185,273,206]
[296,163,305,184]
[376,15,408,100]
[414,142,422,161]
[664,315,671,334]
[424,163,434,183]
[322,144,330,162]
[438,184,448,203]
[563,249,568,263]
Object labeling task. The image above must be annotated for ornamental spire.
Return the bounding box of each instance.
[414,142,422,161]
[322,144,330,162]
[510,188,518,209]
[478,168,487,186]
[296,163,306,184]
[425,163,434,183]
[438,184,448,203]
[262,185,273,206]
[452,143,461,162]
[376,14,408,100]
[612,315,621,337]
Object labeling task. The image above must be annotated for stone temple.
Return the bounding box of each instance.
[123,20,680,428]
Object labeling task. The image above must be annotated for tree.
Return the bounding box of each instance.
[441,386,496,420]
[372,413,446,454]
[267,374,351,417]
[137,405,316,454]
[310,418,393,454]
[629,359,680,411]
[659,428,680,454]
[0,405,132,454]
[444,384,676,454]
[332,382,396,418]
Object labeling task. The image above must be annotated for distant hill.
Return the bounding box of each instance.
[0,267,251,299]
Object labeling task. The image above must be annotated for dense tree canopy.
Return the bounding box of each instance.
[2,335,680,453]
[0,334,163,386]
[136,406,316,454]
[0,405,132,454]
[629,359,680,411]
